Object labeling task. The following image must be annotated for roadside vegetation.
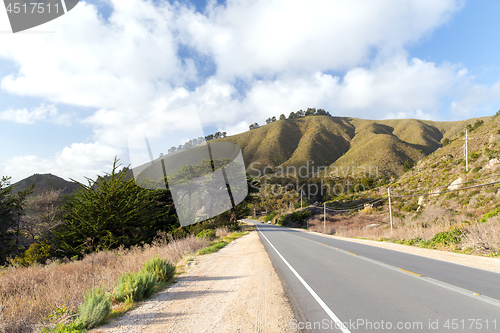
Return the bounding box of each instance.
[0,154,255,332]
[0,225,253,332]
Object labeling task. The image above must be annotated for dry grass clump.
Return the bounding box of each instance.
[215,226,230,238]
[461,219,500,254]
[327,206,461,240]
[307,205,500,256]
[0,234,209,333]
[308,219,336,235]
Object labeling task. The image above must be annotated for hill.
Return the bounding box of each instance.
[388,115,500,216]
[218,115,483,178]
[11,173,79,196]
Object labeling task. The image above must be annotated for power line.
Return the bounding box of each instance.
[390,179,500,198]
[392,171,500,197]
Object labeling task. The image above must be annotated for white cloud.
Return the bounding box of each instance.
[180,0,462,78]
[337,55,459,114]
[0,0,194,110]
[384,109,438,120]
[237,55,464,120]
[2,142,125,182]
[0,103,70,124]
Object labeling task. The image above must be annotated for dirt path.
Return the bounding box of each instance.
[93,232,294,333]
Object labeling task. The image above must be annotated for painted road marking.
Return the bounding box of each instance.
[282,227,500,309]
[256,225,351,333]
[398,268,422,277]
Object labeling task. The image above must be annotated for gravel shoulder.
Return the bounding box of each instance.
[302,229,500,273]
[92,231,294,333]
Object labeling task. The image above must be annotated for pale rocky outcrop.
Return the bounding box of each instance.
[483,158,500,170]
[448,177,463,191]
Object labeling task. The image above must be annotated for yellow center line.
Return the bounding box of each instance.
[323,243,328,246]
[347,251,357,256]
[398,268,421,277]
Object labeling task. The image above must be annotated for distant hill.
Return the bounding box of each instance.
[12,173,79,196]
[217,115,486,177]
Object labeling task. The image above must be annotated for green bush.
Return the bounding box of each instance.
[469,151,481,160]
[196,229,216,240]
[76,286,111,329]
[403,159,413,172]
[264,211,277,222]
[276,215,286,226]
[41,323,86,332]
[290,211,311,221]
[114,270,158,303]
[11,241,51,266]
[479,207,500,223]
[431,228,463,246]
[142,256,176,282]
[198,241,227,255]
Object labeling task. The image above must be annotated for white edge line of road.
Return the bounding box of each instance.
[256,225,352,333]
[286,229,500,309]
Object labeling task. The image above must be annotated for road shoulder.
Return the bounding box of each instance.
[93,231,294,333]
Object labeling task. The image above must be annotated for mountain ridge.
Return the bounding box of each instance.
[219,115,485,177]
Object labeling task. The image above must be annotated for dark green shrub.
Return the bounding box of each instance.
[52,158,178,257]
[76,286,111,329]
[114,270,158,303]
[469,151,481,160]
[402,202,419,212]
[142,256,176,282]
[290,211,311,221]
[403,159,413,172]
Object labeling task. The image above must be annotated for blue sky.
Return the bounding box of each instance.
[1,0,500,182]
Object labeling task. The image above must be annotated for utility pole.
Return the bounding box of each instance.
[388,187,393,233]
[301,191,303,210]
[465,128,469,172]
[323,202,326,234]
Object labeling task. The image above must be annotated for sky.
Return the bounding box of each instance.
[1,0,500,183]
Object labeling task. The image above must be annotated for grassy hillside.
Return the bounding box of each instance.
[314,114,500,256]
[219,115,485,178]
[392,115,500,215]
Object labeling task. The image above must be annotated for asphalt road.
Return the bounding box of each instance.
[244,220,500,333]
